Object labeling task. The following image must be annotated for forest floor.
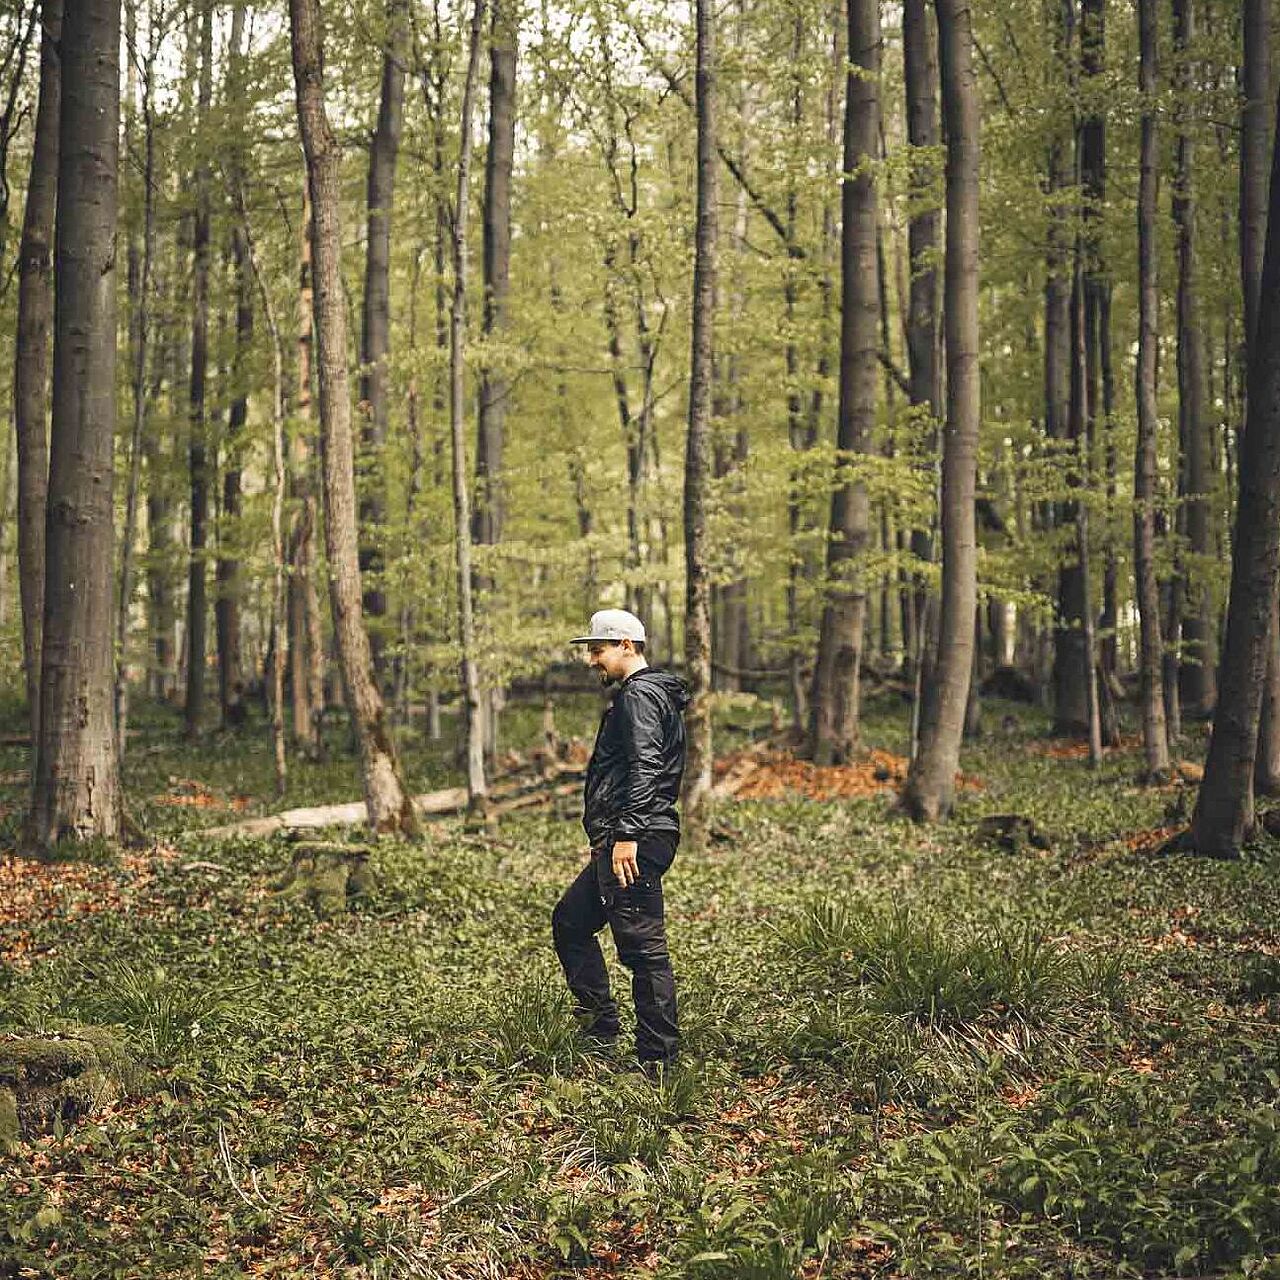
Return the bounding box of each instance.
[2,690,1280,1278]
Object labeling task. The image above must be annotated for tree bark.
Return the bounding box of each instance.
[783,5,810,733]
[901,0,980,822]
[807,0,881,765]
[1173,0,1216,718]
[358,0,408,677]
[1079,0,1117,707]
[184,3,213,742]
[449,0,490,819]
[475,0,514,551]
[1190,80,1280,856]
[289,188,324,760]
[114,5,155,760]
[146,279,176,702]
[217,9,251,733]
[1134,0,1171,782]
[1045,0,1087,736]
[1244,0,1280,794]
[13,0,61,758]
[289,0,416,834]
[474,0,516,766]
[683,0,717,850]
[27,0,123,850]
[236,199,289,796]
[902,0,940,695]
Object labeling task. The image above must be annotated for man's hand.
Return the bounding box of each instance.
[611,839,639,887]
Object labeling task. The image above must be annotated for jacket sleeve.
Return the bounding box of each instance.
[612,686,667,840]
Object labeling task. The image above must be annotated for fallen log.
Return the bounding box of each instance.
[198,763,586,840]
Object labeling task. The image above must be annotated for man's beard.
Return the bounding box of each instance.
[597,668,615,686]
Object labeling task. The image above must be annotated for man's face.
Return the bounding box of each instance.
[585,640,630,686]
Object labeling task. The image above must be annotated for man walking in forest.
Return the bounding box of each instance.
[553,609,690,1074]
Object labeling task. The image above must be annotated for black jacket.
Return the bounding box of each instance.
[582,668,690,847]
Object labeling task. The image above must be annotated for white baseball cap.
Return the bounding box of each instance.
[569,608,647,645]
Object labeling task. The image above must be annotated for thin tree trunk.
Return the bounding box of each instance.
[237,199,289,796]
[901,0,980,822]
[290,187,324,760]
[13,0,61,757]
[1190,83,1280,856]
[1080,0,1117,709]
[808,0,880,766]
[903,0,940,693]
[1173,0,1216,718]
[114,11,155,759]
[289,0,416,833]
[1071,256,1103,766]
[358,0,408,679]
[184,3,213,742]
[474,0,515,768]
[27,0,122,851]
[217,9,251,732]
[1134,0,1171,781]
[683,0,717,851]
[450,0,489,818]
[1045,0,1087,736]
[146,279,176,702]
[783,4,808,733]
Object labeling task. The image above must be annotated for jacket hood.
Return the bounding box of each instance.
[626,667,691,712]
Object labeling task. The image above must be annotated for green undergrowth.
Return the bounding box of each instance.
[1,695,1279,1276]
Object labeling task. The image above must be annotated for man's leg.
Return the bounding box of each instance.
[551,856,620,1042]
[603,854,678,1066]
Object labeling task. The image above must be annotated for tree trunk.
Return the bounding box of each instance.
[218,258,250,721]
[114,10,155,759]
[27,0,122,851]
[215,8,251,732]
[683,0,717,851]
[807,0,881,765]
[783,5,809,733]
[13,0,61,758]
[1080,0,1117,702]
[1134,0,1171,782]
[1071,256,1103,767]
[146,293,176,702]
[237,200,289,796]
[901,0,980,822]
[1244,0,1280,794]
[1190,82,1280,856]
[903,0,940,691]
[1045,0,1087,736]
[358,0,408,679]
[475,0,515,767]
[289,0,416,834]
[184,4,213,742]
[449,0,489,818]
[289,188,324,760]
[1173,0,1216,718]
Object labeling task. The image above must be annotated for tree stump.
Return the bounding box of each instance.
[271,841,378,917]
[975,814,1053,855]
[0,1027,144,1150]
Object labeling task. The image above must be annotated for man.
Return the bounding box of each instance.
[552,608,690,1072]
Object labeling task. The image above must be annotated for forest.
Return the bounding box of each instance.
[3,0,1280,1272]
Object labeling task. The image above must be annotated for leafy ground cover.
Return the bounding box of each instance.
[2,692,1279,1277]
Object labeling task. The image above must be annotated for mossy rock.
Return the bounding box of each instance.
[0,1026,145,1147]
[272,841,378,918]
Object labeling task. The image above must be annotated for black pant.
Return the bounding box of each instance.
[551,833,679,1065]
